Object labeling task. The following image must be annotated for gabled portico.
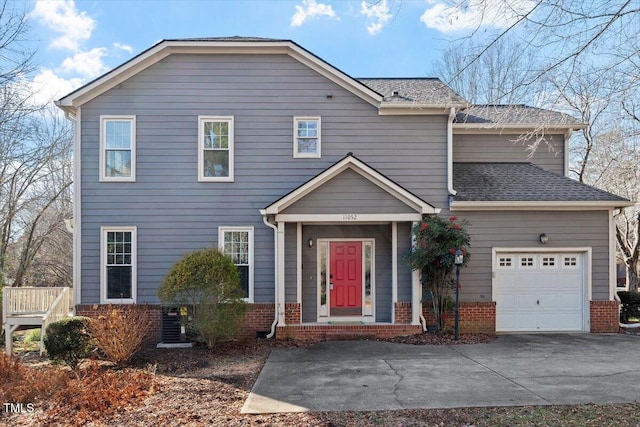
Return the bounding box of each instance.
[261,154,439,337]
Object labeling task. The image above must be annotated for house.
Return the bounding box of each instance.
[55,37,632,341]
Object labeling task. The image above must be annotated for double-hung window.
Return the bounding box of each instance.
[100,116,136,181]
[219,227,253,301]
[294,116,321,158]
[101,226,136,303]
[199,116,234,181]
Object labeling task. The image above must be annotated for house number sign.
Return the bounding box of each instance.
[342,214,358,221]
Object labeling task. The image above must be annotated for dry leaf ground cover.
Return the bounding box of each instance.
[2,332,640,427]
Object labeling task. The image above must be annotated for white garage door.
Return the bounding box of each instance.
[495,252,585,332]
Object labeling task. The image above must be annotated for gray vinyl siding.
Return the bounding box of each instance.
[282,169,417,215]
[396,222,414,302]
[301,225,396,323]
[80,53,448,305]
[453,134,565,174]
[454,210,610,302]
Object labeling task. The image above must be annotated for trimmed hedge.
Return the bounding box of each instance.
[617,291,640,323]
[44,317,93,369]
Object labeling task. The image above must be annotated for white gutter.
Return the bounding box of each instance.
[260,210,278,338]
[450,200,635,211]
[447,107,457,196]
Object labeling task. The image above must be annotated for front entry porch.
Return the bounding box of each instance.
[261,154,442,337]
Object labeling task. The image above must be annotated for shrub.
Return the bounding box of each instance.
[46,361,156,426]
[407,215,471,330]
[85,305,152,365]
[618,291,640,323]
[44,317,93,369]
[158,248,248,348]
[0,351,69,403]
[25,328,41,344]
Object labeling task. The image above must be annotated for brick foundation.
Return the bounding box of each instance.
[590,300,620,333]
[75,304,162,344]
[459,302,496,334]
[75,300,500,345]
[421,301,496,334]
[394,302,412,324]
[277,324,422,340]
[284,303,301,324]
[238,303,275,340]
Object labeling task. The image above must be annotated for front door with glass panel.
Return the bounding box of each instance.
[330,241,362,316]
[318,239,374,320]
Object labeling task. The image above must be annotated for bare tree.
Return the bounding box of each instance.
[432,37,537,105]
[439,1,640,96]
[0,1,73,288]
[429,13,640,290]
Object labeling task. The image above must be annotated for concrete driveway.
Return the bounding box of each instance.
[242,334,640,413]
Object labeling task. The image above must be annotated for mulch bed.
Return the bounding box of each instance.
[378,332,497,345]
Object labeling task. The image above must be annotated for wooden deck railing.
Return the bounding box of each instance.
[3,287,73,354]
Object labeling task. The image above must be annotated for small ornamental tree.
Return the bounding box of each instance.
[158,248,247,348]
[406,215,471,330]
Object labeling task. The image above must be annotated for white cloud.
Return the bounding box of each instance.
[31,0,96,51]
[420,0,536,33]
[28,68,84,105]
[60,48,108,78]
[113,42,134,54]
[361,0,392,35]
[291,0,338,27]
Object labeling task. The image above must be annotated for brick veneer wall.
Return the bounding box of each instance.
[459,302,496,334]
[238,303,275,340]
[284,303,301,324]
[421,301,496,334]
[277,324,422,340]
[590,300,619,333]
[75,304,162,344]
[394,302,412,324]
[76,303,278,343]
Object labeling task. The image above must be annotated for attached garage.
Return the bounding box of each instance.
[494,250,589,332]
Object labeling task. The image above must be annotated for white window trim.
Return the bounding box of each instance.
[198,116,234,182]
[218,226,254,302]
[100,226,137,304]
[293,116,321,158]
[99,115,136,182]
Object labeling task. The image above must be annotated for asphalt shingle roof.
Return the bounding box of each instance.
[453,162,629,202]
[455,105,584,127]
[357,78,468,105]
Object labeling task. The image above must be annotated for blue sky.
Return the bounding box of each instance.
[24,0,529,106]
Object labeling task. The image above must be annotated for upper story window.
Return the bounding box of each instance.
[101,226,136,304]
[100,116,136,182]
[198,116,234,182]
[294,116,321,158]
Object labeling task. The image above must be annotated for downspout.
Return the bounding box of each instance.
[261,211,278,338]
[411,225,428,332]
[447,107,457,196]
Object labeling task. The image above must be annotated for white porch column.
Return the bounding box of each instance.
[296,222,302,304]
[391,222,398,322]
[411,221,421,325]
[277,221,286,326]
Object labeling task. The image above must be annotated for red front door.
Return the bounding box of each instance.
[330,241,363,316]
